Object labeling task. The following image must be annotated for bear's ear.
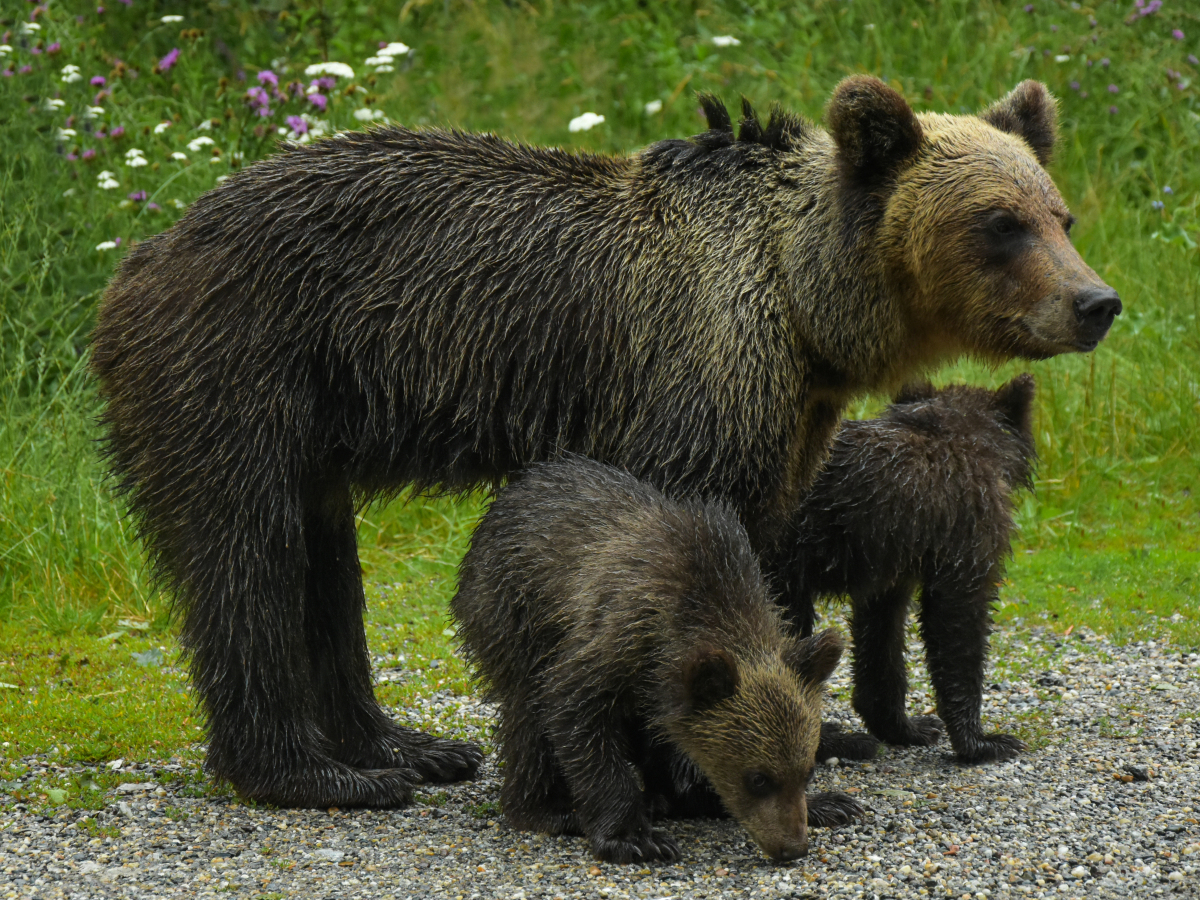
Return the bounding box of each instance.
[893,380,937,405]
[784,628,844,685]
[980,81,1058,167]
[994,373,1036,439]
[826,76,923,185]
[682,647,740,713]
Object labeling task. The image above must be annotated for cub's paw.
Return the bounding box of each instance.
[817,722,881,761]
[954,731,1025,764]
[806,791,866,828]
[592,829,681,864]
[901,715,945,746]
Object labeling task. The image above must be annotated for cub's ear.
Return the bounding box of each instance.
[784,628,844,685]
[892,380,938,405]
[994,373,1036,439]
[827,75,923,185]
[981,81,1058,167]
[682,647,740,713]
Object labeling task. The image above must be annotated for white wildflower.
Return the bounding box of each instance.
[85,106,106,119]
[62,187,76,197]
[373,64,394,73]
[125,148,148,167]
[195,119,213,131]
[216,175,229,183]
[568,112,605,133]
[56,128,77,140]
[304,61,355,79]
[353,107,386,122]
[161,15,184,23]
[125,148,146,160]
[363,56,390,66]
[187,136,215,152]
[98,170,116,180]
[0,45,12,57]
[98,176,120,190]
[62,72,83,84]
[171,152,188,161]
[378,42,410,57]
[171,199,186,209]
[95,241,118,251]
[711,35,740,47]
[153,121,171,135]
[210,156,223,164]
[44,98,66,111]
[644,99,663,115]
[20,22,40,34]
[277,126,289,135]
[864,23,876,30]
[61,64,81,75]
[1055,54,1071,63]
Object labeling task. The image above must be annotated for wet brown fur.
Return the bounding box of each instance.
[780,376,1038,763]
[90,77,1119,806]
[451,457,849,863]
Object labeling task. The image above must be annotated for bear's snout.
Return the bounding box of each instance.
[769,837,809,863]
[1073,285,1122,347]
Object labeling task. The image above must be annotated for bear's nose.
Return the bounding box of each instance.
[1074,286,1122,334]
[771,841,809,862]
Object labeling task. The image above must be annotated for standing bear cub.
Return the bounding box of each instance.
[781,375,1038,763]
[452,457,852,864]
[92,75,1119,808]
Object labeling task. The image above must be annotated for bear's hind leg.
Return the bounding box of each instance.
[850,581,944,747]
[182,485,414,808]
[919,578,1024,763]
[303,482,482,783]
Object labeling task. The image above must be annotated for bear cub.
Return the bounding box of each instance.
[451,457,857,863]
[782,375,1038,763]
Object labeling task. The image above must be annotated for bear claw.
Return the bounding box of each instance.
[953,731,1025,763]
[807,791,866,827]
[592,829,681,864]
[817,722,881,761]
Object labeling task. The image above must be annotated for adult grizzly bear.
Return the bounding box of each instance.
[452,457,852,863]
[91,76,1120,808]
[778,375,1038,763]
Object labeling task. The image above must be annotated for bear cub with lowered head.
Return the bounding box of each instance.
[452,457,851,864]
[782,375,1038,763]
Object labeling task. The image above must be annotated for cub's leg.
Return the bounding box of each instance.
[304,481,482,783]
[918,576,1024,763]
[497,698,580,836]
[850,580,944,747]
[546,671,679,863]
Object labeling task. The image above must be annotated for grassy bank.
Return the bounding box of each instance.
[1,0,1196,762]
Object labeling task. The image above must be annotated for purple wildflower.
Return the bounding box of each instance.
[1080,90,1089,98]
[1133,0,1162,16]
[288,80,305,97]
[1190,55,1199,66]
[1163,186,1173,194]
[1172,29,1185,41]
[258,69,278,87]
[157,47,180,73]
[1087,59,1094,66]
[1101,57,1110,67]
[285,114,307,134]
[127,190,147,201]
[82,147,96,159]
[97,6,104,13]
[110,125,124,138]
[96,131,107,139]
[66,152,78,161]
[1,69,12,78]
[1151,200,1164,210]
[114,237,122,245]
[1051,24,1058,32]
[147,202,160,211]
[1109,105,1118,114]
[307,93,327,112]
[314,76,336,91]
[31,46,41,55]
[118,0,130,5]
[18,64,31,74]
[1108,83,1119,93]
[91,75,105,86]
[1024,4,1033,11]
[1070,81,1080,91]
[46,41,60,54]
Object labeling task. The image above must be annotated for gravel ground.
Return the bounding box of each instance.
[2,624,1198,900]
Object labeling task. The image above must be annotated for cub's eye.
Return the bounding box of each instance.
[1064,215,1076,237]
[743,771,778,798]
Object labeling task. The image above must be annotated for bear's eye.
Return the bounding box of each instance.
[743,771,778,798]
[1064,215,1076,237]
[989,215,1021,237]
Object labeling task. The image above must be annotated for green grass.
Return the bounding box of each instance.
[1,0,1197,765]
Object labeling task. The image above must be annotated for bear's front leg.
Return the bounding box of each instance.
[545,680,680,863]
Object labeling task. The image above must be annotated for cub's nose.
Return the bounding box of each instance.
[770,840,809,863]
[1074,286,1122,339]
